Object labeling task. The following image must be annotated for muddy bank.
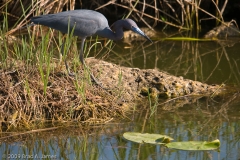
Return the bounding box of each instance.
[87,58,223,101]
[0,58,225,127]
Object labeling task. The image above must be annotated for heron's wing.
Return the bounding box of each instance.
[68,16,99,37]
[31,14,100,38]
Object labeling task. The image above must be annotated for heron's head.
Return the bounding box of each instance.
[125,19,152,43]
[111,19,153,43]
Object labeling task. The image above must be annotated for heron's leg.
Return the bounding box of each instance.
[60,40,75,76]
[79,38,106,89]
[79,38,85,65]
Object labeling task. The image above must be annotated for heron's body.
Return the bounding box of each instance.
[31,9,152,86]
[31,10,124,41]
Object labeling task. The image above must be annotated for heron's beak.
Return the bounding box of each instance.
[132,26,153,43]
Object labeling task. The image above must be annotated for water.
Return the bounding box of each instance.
[1,36,240,160]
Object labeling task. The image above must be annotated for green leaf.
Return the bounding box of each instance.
[123,132,174,144]
[166,139,220,151]
[163,37,213,41]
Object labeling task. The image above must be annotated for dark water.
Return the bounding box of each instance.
[1,36,240,159]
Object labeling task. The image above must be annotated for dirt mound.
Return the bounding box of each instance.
[87,58,223,101]
[0,58,224,128]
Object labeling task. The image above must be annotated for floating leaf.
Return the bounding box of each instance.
[123,132,174,144]
[166,139,220,151]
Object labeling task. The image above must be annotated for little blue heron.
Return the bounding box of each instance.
[31,9,152,86]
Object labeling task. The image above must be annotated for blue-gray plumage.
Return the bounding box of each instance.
[31,9,152,85]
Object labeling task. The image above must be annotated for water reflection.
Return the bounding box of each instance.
[1,97,240,160]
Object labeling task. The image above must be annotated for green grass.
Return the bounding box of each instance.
[0,11,122,128]
[38,29,53,95]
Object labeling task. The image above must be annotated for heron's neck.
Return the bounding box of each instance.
[98,27,123,41]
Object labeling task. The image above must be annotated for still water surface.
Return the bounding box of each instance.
[1,35,240,160]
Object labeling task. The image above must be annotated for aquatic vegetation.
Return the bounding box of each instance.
[123,132,220,151]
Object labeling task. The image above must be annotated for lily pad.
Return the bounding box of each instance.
[123,132,174,144]
[166,139,220,151]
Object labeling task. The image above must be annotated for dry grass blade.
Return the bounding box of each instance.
[0,64,127,129]
[110,1,187,30]
[0,126,59,140]
[2,0,76,35]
